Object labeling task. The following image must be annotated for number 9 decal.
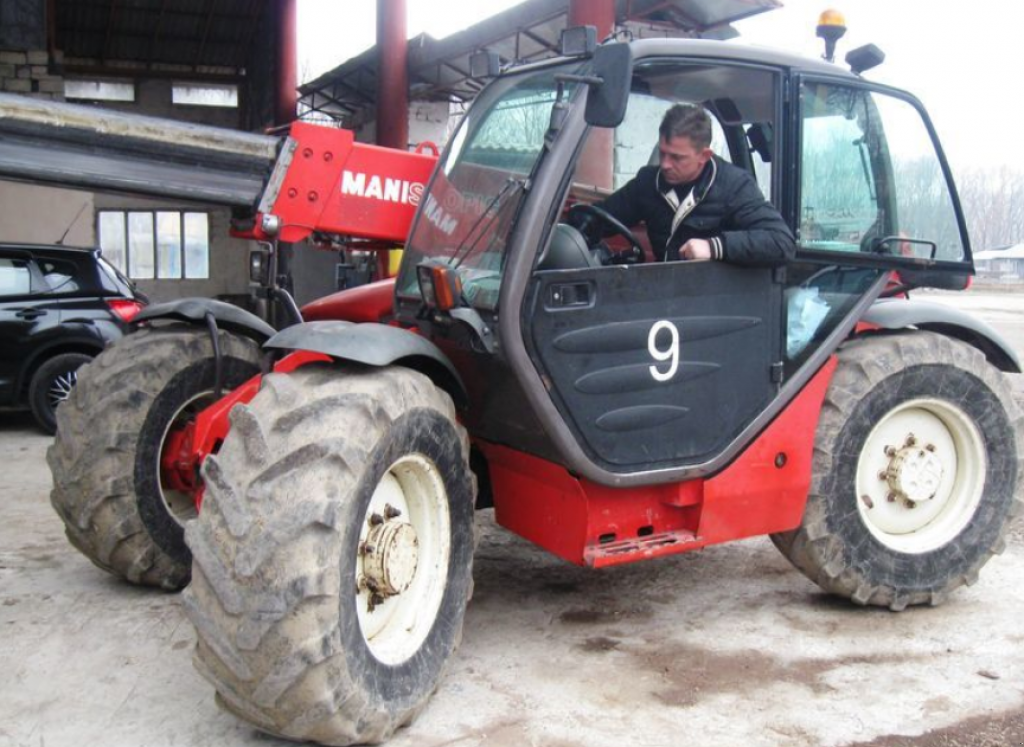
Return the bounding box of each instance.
[648,320,680,382]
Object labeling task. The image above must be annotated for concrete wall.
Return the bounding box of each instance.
[90,193,254,305]
[0,181,93,246]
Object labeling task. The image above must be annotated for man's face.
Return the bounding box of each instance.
[658,135,712,186]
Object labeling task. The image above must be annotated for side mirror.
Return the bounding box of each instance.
[584,43,632,128]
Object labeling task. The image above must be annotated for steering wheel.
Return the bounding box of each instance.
[567,204,646,264]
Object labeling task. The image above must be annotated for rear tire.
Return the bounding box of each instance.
[183,364,475,745]
[47,324,261,589]
[29,352,93,435]
[772,332,1023,610]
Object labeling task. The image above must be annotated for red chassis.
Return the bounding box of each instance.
[161,306,838,569]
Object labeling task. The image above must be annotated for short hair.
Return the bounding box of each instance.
[659,104,712,149]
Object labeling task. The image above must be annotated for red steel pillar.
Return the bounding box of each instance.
[569,0,616,190]
[275,0,298,125]
[568,0,615,40]
[376,0,409,151]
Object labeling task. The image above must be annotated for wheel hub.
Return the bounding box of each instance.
[360,508,419,608]
[884,441,944,504]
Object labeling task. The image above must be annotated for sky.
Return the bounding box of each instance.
[297,0,1018,171]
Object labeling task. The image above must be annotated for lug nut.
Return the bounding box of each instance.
[384,504,402,519]
[887,492,897,503]
[925,443,936,452]
[878,470,888,481]
[905,499,917,509]
[885,446,897,457]
[905,434,917,447]
[369,513,384,526]
[861,494,875,509]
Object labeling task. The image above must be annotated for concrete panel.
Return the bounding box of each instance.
[0,180,94,246]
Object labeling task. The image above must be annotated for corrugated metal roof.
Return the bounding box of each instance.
[298,0,781,125]
[55,0,264,75]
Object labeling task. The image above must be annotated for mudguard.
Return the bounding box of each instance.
[863,297,1021,372]
[265,320,468,407]
[135,298,276,343]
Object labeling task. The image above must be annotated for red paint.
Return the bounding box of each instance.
[376,0,409,151]
[275,0,299,125]
[233,122,437,245]
[158,350,333,513]
[301,277,397,322]
[698,357,837,543]
[481,358,838,568]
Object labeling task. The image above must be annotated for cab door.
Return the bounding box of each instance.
[526,261,782,471]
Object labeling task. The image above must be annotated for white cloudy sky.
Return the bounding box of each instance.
[298,0,1018,170]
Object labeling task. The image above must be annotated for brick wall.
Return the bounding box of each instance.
[0,48,64,100]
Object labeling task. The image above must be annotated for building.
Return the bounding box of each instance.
[0,0,779,307]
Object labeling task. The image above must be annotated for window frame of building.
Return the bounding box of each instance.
[97,209,211,281]
[64,79,136,103]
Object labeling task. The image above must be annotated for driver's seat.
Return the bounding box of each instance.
[537,223,602,271]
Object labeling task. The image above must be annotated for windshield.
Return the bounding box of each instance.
[398,63,580,310]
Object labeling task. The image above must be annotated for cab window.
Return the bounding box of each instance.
[798,81,966,263]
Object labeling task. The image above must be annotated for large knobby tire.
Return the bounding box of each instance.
[182,364,476,745]
[29,351,94,435]
[48,324,262,589]
[772,332,1024,611]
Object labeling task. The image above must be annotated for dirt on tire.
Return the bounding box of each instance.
[47,323,261,589]
[183,364,476,745]
[772,331,1024,610]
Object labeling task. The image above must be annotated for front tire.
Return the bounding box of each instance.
[183,364,475,745]
[772,332,1023,610]
[47,324,262,589]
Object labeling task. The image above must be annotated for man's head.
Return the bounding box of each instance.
[657,104,713,186]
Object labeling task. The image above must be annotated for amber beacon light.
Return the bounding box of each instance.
[816,9,847,62]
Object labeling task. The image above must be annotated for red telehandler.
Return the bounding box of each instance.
[2,22,1019,747]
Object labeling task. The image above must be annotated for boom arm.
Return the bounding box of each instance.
[0,93,437,246]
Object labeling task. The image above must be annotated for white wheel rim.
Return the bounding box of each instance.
[855,397,986,554]
[356,453,451,665]
[157,390,216,526]
[47,368,79,409]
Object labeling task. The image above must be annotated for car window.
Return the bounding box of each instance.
[38,258,82,294]
[0,258,33,296]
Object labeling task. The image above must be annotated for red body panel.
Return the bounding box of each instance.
[301,277,397,323]
[243,123,437,245]
[481,358,838,568]
[160,351,332,510]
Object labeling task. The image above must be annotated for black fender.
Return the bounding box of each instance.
[862,298,1021,373]
[134,298,276,343]
[265,321,469,408]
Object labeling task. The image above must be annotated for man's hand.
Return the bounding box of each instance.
[680,238,712,261]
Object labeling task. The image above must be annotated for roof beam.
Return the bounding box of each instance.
[101,0,120,62]
[147,0,169,67]
[195,0,219,67]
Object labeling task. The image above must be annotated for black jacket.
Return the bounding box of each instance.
[594,157,795,266]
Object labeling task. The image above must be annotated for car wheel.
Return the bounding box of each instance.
[28,352,93,435]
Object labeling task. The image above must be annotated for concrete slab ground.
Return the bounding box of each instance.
[3,289,1024,747]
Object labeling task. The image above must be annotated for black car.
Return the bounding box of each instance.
[0,243,147,433]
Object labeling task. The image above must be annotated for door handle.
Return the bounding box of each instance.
[14,309,46,320]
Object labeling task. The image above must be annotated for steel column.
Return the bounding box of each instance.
[376,0,409,151]
[569,0,616,190]
[275,0,299,125]
[568,0,615,40]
